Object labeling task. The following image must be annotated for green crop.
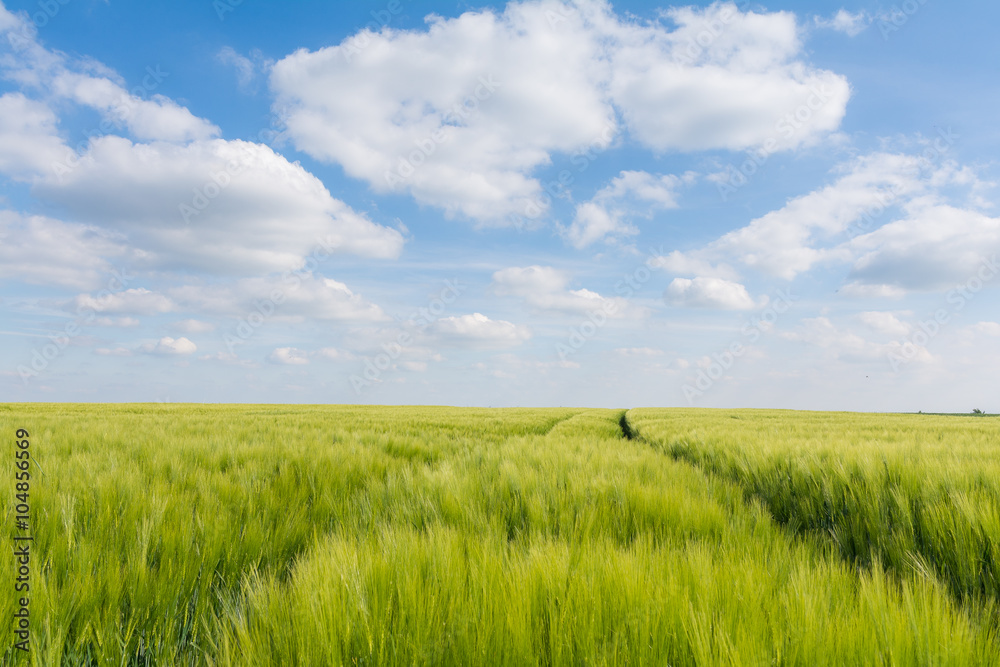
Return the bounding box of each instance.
[0,404,997,665]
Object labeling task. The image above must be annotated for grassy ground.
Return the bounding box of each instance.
[1,404,999,665]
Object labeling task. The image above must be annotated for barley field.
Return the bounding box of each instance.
[2,404,999,665]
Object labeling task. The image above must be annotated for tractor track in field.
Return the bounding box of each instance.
[618,410,637,440]
[620,409,1000,625]
[539,412,580,436]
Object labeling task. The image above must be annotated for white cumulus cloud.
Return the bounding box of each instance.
[74,288,175,315]
[847,205,1000,293]
[0,211,130,289]
[651,250,739,281]
[141,336,197,356]
[36,137,405,275]
[492,265,636,318]
[0,93,73,178]
[664,277,759,310]
[973,322,1000,337]
[856,311,912,338]
[431,313,531,347]
[51,70,219,143]
[169,273,388,323]
[813,9,871,36]
[268,347,311,365]
[564,171,686,248]
[270,0,849,225]
[659,148,990,294]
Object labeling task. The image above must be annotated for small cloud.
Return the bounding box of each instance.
[651,251,740,281]
[217,46,273,92]
[74,288,175,315]
[839,282,907,299]
[814,9,871,36]
[141,336,197,356]
[263,347,356,365]
[268,347,310,365]
[856,311,912,337]
[491,265,638,319]
[664,277,760,310]
[563,171,687,248]
[972,322,1000,337]
[431,313,532,347]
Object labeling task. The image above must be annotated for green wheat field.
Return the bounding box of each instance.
[3,404,1000,665]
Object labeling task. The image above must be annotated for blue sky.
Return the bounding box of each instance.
[1,0,998,410]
